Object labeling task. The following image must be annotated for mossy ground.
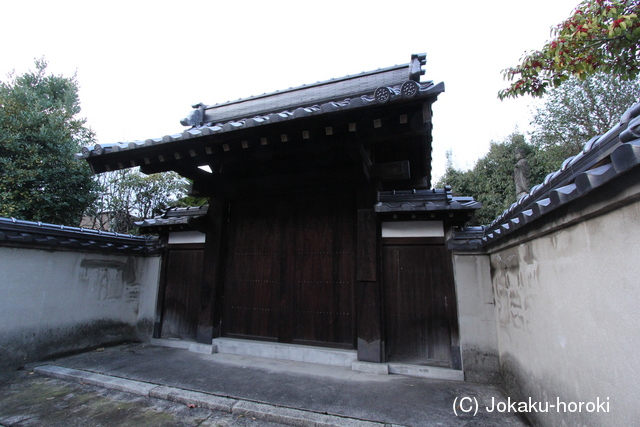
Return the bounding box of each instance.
[0,370,281,426]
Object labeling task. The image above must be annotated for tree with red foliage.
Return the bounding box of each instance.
[499,0,640,99]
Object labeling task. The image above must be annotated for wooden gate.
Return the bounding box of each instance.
[159,245,204,339]
[383,244,459,367]
[222,194,356,348]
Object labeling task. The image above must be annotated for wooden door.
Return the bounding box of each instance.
[222,194,356,348]
[160,246,204,339]
[291,198,355,347]
[222,199,284,341]
[383,244,458,366]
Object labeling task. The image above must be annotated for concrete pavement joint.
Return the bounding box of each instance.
[149,385,237,412]
[232,400,389,427]
[34,364,402,427]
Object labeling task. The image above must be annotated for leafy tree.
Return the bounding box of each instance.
[438,133,548,225]
[531,73,640,169]
[85,169,192,234]
[444,73,637,225]
[499,0,640,99]
[0,59,97,225]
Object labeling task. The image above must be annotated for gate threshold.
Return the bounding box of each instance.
[212,338,357,368]
[151,337,464,381]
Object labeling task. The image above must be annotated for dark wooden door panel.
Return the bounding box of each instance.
[161,248,204,339]
[222,200,283,340]
[222,194,356,348]
[383,244,457,366]
[292,198,355,346]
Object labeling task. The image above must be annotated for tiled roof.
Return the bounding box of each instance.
[375,187,481,213]
[138,184,482,235]
[135,205,208,233]
[136,187,481,235]
[194,63,418,126]
[0,217,161,254]
[447,226,486,250]
[76,80,443,163]
[449,102,640,250]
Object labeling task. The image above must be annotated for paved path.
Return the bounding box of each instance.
[1,343,529,426]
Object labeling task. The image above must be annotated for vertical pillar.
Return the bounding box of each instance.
[152,235,169,338]
[414,101,434,188]
[356,188,383,362]
[196,198,227,344]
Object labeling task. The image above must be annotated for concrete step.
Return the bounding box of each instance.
[212,337,357,368]
[350,360,463,381]
[387,363,465,381]
[150,338,214,354]
[151,337,464,381]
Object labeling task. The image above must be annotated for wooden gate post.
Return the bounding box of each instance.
[196,198,228,344]
[356,192,383,362]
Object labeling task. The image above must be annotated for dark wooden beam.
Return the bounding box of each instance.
[343,138,372,183]
[189,175,220,197]
[381,237,445,246]
[371,161,411,181]
[189,166,365,198]
[139,162,210,183]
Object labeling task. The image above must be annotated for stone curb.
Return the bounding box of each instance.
[33,365,401,427]
[149,385,236,413]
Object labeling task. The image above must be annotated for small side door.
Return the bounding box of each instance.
[383,243,459,367]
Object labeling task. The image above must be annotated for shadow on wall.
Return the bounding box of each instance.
[0,219,161,372]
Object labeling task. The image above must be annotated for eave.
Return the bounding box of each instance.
[79,80,444,197]
[376,187,482,227]
[135,205,209,234]
[0,217,160,254]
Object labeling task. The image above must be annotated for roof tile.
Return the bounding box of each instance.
[0,217,160,254]
[451,102,640,250]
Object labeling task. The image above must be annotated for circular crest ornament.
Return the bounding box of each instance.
[400,80,420,98]
[374,86,392,103]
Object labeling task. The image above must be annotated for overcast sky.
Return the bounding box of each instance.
[2,0,580,182]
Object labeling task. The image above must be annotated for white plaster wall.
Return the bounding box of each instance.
[0,247,161,371]
[490,200,640,425]
[381,221,444,237]
[452,253,500,383]
[135,252,162,326]
[168,230,206,244]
